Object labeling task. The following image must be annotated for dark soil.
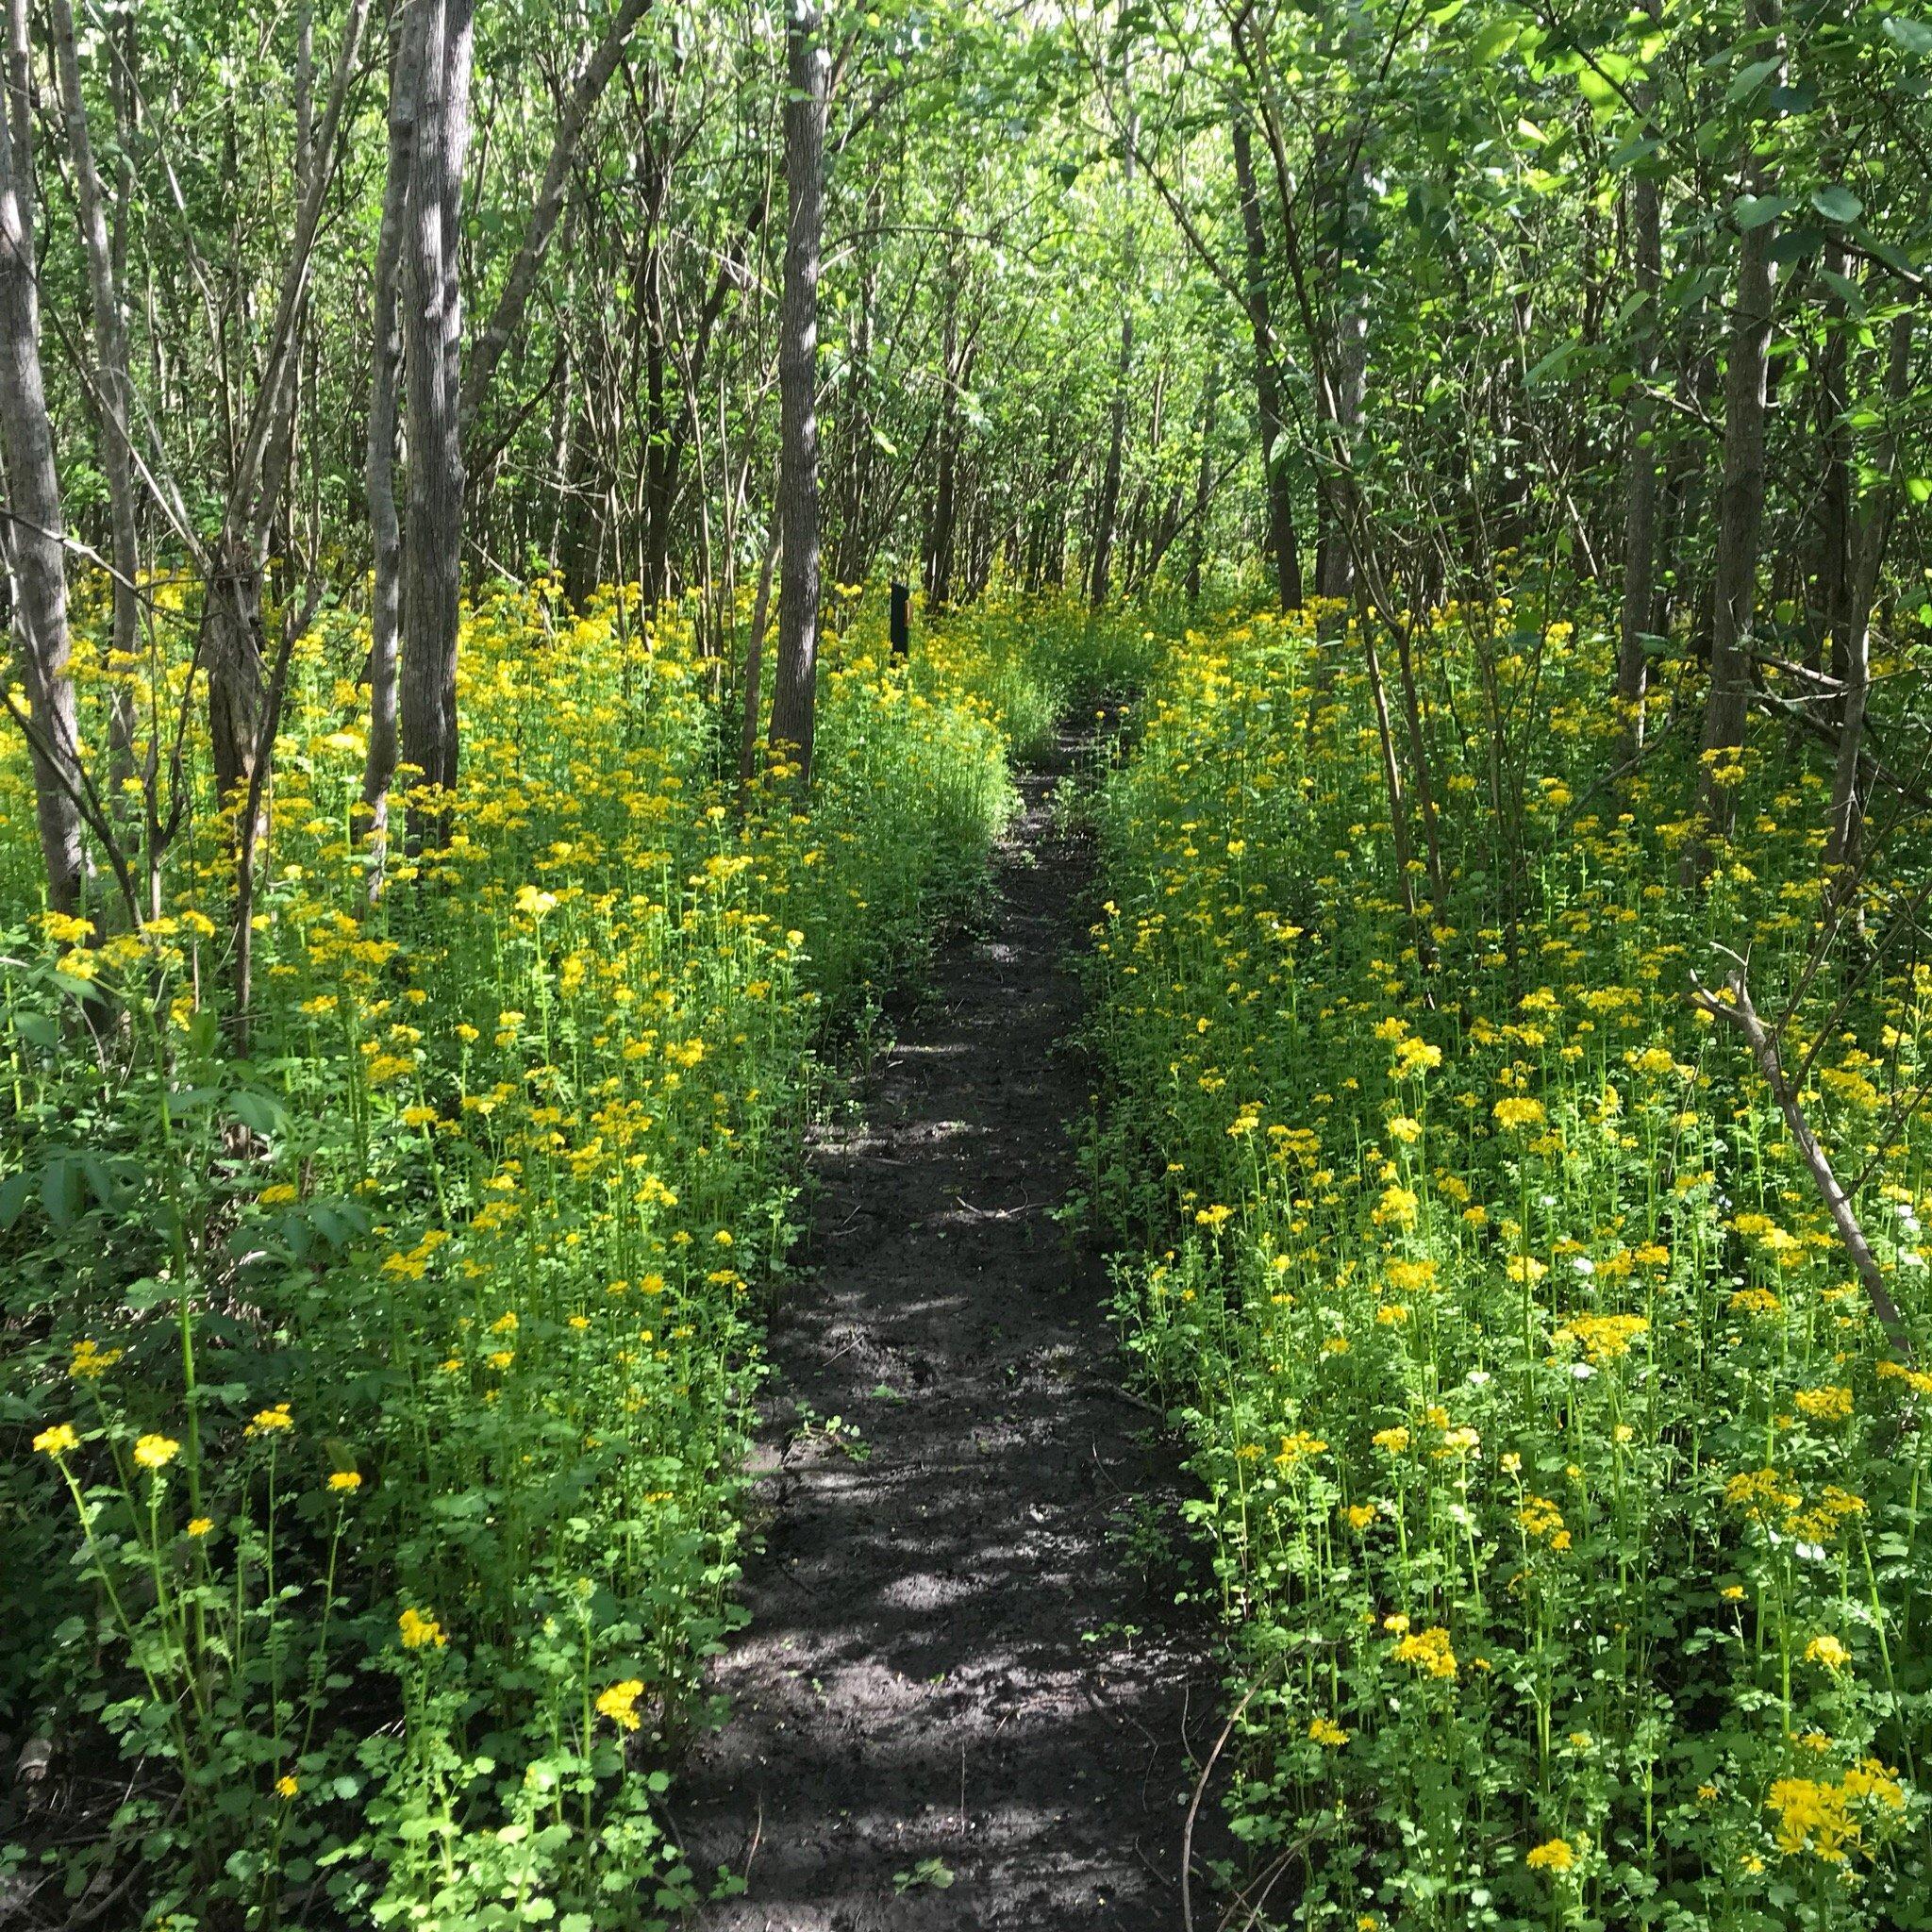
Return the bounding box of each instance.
[675,733,1226,1930]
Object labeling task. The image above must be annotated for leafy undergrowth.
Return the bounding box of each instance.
[0,585,1124,1929]
[1088,594,1932,1930]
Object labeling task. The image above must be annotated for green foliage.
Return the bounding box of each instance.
[0,583,1063,1927]
[1090,594,1932,1929]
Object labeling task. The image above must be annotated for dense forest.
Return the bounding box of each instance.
[3,0,1932,1926]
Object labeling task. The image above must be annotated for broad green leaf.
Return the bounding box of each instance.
[1733,192,1789,230]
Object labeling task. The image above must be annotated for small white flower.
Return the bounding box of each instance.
[1573,1256,1594,1275]
[1570,1362,1595,1381]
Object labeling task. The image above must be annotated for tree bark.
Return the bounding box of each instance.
[767,0,827,787]
[1616,7,1662,752]
[361,2,419,866]
[1824,308,1913,878]
[740,529,778,787]
[49,0,140,835]
[1089,58,1136,610]
[1814,237,1853,687]
[0,0,85,913]
[1186,358,1218,603]
[1231,115,1300,610]
[1089,310,1131,608]
[926,283,971,611]
[400,0,473,818]
[1692,3,1780,863]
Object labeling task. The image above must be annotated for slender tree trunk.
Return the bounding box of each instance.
[740,529,778,787]
[926,288,967,610]
[1089,65,1136,610]
[49,0,139,852]
[1692,3,1780,864]
[1318,316,1366,603]
[1186,358,1218,603]
[1231,116,1300,609]
[361,4,418,870]
[1814,235,1853,688]
[1089,310,1131,608]
[0,0,84,913]
[833,179,882,586]
[204,548,266,806]
[400,0,472,820]
[767,0,827,786]
[1359,604,1422,936]
[1825,309,1913,878]
[1616,8,1662,751]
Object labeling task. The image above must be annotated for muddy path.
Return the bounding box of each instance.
[675,731,1225,1930]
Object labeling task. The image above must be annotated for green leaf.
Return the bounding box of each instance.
[230,1089,287,1137]
[42,1158,83,1228]
[1882,13,1932,55]
[11,1010,58,1049]
[1726,56,1782,102]
[0,1169,31,1229]
[1809,185,1862,224]
[1608,134,1663,171]
[1524,341,1579,386]
[1577,65,1620,108]
[1733,192,1788,231]
[1472,17,1521,62]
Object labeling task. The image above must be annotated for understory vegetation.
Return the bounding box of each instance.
[1088,595,1932,1931]
[0,586,1126,1927]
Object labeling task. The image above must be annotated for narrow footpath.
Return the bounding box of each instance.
[676,734,1224,1930]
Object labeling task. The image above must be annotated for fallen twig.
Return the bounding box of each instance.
[1183,1670,1273,1932]
[1688,950,1914,1357]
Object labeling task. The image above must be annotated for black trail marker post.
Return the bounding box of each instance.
[890,580,910,661]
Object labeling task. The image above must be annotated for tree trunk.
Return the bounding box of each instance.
[399,0,473,819]
[1089,69,1137,610]
[1186,358,1218,602]
[0,0,84,913]
[926,287,967,611]
[1824,309,1912,878]
[1615,9,1662,752]
[1692,4,1779,863]
[204,544,266,805]
[767,0,827,787]
[361,3,418,868]
[1231,115,1300,610]
[1813,235,1853,688]
[1089,310,1131,608]
[740,529,777,787]
[49,0,140,849]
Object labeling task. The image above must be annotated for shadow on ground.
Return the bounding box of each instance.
[674,732,1229,1930]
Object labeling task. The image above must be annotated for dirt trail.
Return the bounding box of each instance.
[675,733,1224,1930]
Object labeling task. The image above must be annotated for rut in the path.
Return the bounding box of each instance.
[675,735,1225,1931]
